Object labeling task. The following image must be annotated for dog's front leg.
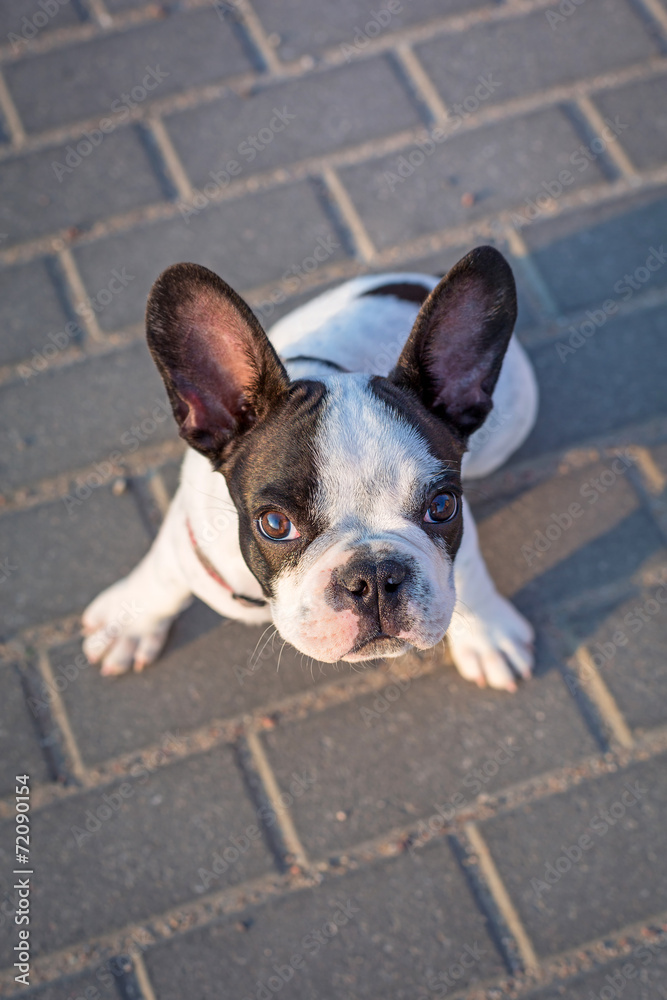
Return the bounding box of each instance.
[82,488,194,675]
[447,498,534,692]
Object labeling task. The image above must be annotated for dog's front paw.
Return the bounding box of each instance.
[82,578,186,677]
[446,595,534,692]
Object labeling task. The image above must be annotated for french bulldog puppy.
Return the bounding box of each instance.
[83,246,538,691]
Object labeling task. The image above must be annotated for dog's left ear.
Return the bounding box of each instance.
[146,262,290,463]
[388,246,517,439]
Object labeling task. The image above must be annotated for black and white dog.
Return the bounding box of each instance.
[83,246,538,691]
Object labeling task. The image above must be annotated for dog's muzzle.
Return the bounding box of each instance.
[328,556,413,638]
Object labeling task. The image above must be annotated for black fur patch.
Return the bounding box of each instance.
[224,379,328,597]
[361,282,431,305]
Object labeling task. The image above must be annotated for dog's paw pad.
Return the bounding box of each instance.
[447,597,534,693]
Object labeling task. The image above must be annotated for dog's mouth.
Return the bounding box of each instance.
[342,632,409,661]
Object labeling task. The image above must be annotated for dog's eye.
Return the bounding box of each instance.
[258,511,300,541]
[424,492,459,524]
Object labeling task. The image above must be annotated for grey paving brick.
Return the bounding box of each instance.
[526,942,667,999]
[593,74,667,172]
[652,440,667,483]
[261,665,596,857]
[517,305,667,461]
[0,111,10,146]
[72,179,349,332]
[0,486,149,635]
[0,341,174,491]
[0,0,80,48]
[18,966,119,1000]
[564,575,667,735]
[0,746,274,963]
[251,0,487,62]
[0,126,165,249]
[49,600,357,765]
[340,107,606,249]
[0,666,49,795]
[166,56,424,189]
[521,187,667,314]
[145,840,505,999]
[0,258,81,368]
[103,0,148,9]
[417,0,656,110]
[475,459,665,614]
[480,755,667,957]
[4,8,253,134]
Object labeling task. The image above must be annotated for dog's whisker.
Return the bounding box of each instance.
[462,486,491,500]
[249,624,278,671]
[256,629,279,667]
[276,640,288,673]
[250,624,274,660]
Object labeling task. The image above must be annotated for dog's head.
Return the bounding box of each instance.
[146,247,517,662]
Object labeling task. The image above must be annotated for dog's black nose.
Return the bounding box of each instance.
[335,558,409,611]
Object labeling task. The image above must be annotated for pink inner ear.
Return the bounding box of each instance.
[183,290,257,385]
[177,385,233,436]
[175,289,259,433]
[427,284,490,384]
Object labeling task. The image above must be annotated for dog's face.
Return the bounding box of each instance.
[222,373,465,662]
[146,247,517,662]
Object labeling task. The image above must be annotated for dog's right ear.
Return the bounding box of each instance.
[146,263,290,463]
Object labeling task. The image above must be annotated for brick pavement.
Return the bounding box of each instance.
[0,0,666,997]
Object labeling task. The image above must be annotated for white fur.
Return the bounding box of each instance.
[83,273,538,689]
